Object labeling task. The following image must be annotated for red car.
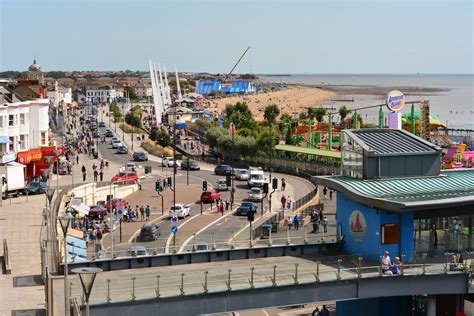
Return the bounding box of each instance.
[104,198,129,209]
[201,190,221,203]
[111,172,138,183]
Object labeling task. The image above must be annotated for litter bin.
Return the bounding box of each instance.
[144,166,152,174]
[271,221,279,233]
[261,224,272,239]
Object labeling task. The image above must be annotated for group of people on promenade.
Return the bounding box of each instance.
[310,208,328,234]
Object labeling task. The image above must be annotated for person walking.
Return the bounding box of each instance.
[287,216,293,231]
[318,209,324,222]
[145,205,151,221]
[281,195,287,210]
[93,169,98,182]
[293,214,300,230]
[322,216,328,233]
[323,187,328,199]
[281,178,286,191]
[76,155,79,165]
[312,307,320,316]
[286,195,292,210]
[139,205,145,221]
[99,169,104,182]
[81,165,86,182]
[319,305,329,316]
[329,190,333,200]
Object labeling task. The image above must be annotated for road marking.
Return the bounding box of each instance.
[177,205,239,252]
[262,310,269,316]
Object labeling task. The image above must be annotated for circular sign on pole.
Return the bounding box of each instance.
[386,90,405,112]
[171,226,178,234]
[171,216,178,225]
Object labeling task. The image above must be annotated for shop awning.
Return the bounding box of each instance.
[71,204,90,216]
[17,151,32,164]
[0,136,11,144]
[275,144,341,159]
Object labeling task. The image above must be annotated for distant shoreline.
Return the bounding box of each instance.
[294,83,450,96]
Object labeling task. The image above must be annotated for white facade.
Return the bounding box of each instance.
[48,85,72,107]
[0,99,49,161]
[83,88,123,104]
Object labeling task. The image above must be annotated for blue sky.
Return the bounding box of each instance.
[1,0,472,73]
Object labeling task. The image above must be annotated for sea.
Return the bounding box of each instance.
[259,74,473,130]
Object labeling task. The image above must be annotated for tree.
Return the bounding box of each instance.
[263,104,280,126]
[339,105,350,122]
[124,86,138,100]
[155,130,171,147]
[299,112,308,120]
[149,126,159,142]
[223,102,256,130]
[314,107,327,123]
[280,113,291,123]
[285,125,296,145]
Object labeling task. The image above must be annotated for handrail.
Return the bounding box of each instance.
[2,239,11,274]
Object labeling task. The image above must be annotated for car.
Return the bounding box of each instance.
[214,164,233,176]
[216,179,228,191]
[235,202,257,216]
[110,137,118,144]
[116,146,128,154]
[137,224,161,242]
[162,157,181,167]
[105,130,114,137]
[112,140,122,148]
[127,245,149,257]
[169,203,190,218]
[125,162,137,171]
[194,242,210,252]
[235,169,250,181]
[111,171,138,183]
[248,187,264,201]
[98,122,106,127]
[133,152,148,161]
[93,130,100,138]
[104,198,129,209]
[201,190,221,203]
[26,181,47,195]
[180,159,200,170]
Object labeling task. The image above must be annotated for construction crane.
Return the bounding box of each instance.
[224,46,251,82]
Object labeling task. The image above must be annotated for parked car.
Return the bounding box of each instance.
[170,203,190,218]
[235,202,257,216]
[26,181,47,195]
[137,224,161,242]
[127,245,149,257]
[201,190,221,203]
[98,122,106,127]
[111,172,138,183]
[162,157,181,167]
[195,242,210,252]
[235,169,250,181]
[180,159,200,170]
[105,130,114,137]
[104,198,129,209]
[248,187,264,201]
[216,179,228,191]
[133,151,148,161]
[116,146,128,154]
[214,164,233,176]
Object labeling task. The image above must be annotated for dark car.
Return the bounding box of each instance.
[92,130,100,138]
[132,152,148,161]
[105,130,114,137]
[98,122,106,127]
[235,202,257,216]
[116,146,128,154]
[137,223,161,241]
[181,160,200,170]
[26,181,47,195]
[214,164,233,176]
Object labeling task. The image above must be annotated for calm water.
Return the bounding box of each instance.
[259,74,474,129]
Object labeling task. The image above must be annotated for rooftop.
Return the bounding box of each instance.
[315,169,474,212]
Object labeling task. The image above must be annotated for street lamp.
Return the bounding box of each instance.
[71,267,102,316]
[55,150,62,189]
[58,213,74,316]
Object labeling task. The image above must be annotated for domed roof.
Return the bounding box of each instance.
[28,59,41,72]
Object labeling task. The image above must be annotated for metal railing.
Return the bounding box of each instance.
[68,254,473,305]
[2,239,11,274]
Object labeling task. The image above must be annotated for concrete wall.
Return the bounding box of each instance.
[71,183,138,206]
[336,296,411,316]
[337,193,414,261]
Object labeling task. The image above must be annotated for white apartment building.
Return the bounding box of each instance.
[81,87,123,104]
[48,81,73,107]
[0,98,49,163]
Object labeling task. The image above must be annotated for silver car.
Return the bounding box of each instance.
[235,169,250,181]
[248,187,264,201]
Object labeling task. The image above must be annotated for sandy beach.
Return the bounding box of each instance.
[202,86,336,121]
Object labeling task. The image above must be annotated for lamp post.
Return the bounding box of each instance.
[230,122,235,209]
[55,150,61,189]
[108,181,120,258]
[71,267,102,316]
[58,213,74,316]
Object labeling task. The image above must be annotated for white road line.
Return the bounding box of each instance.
[262,310,270,316]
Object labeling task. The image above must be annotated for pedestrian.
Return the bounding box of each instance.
[322,216,328,233]
[145,205,151,221]
[286,196,292,209]
[312,307,320,316]
[281,178,286,191]
[99,169,104,182]
[281,195,287,210]
[318,209,324,222]
[105,161,109,169]
[201,151,205,161]
[140,205,145,221]
[329,190,333,200]
[76,155,79,165]
[135,205,139,219]
[93,169,98,182]
[323,186,328,199]
[293,214,300,230]
[319,305,329,316]
[381,251,393,275]
[287,216,293,230]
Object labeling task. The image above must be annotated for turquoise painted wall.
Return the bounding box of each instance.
[336,296,411,316]
[337,193,414,261]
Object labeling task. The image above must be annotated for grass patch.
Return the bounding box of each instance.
[142,140,174,157]
[121,122,143,134]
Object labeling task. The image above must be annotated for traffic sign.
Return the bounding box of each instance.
[171,216,178,226]
[171,226,178,234]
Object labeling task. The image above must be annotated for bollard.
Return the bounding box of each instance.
[422,253,427,275]
[271,265,277,286]
[314,261,320,282]
[226,269,232,291]
[180,273,185,296]
[304,226,308,244]
[357,257,362,279]
[212,232,216,251]
[336,259,342,280]
[192,233,197,252]
[202,271,208,293]
[230,230,235,249]
[286,228,290,245]
[248,267,255,289]
[155,275,160,298]
[131,277,136,301]
[106,279,111,302]
[293,263,299,285]
[268,229,272,246]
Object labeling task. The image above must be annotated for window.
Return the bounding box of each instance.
[381,224,399,244]
[19,135,27,150]
[0,116,4,128]
[40,132,47,145]
[19,113,26,125]
[8,136,14,152]
[8,114,15,126]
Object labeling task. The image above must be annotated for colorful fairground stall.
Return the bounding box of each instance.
[315,129,474,262]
